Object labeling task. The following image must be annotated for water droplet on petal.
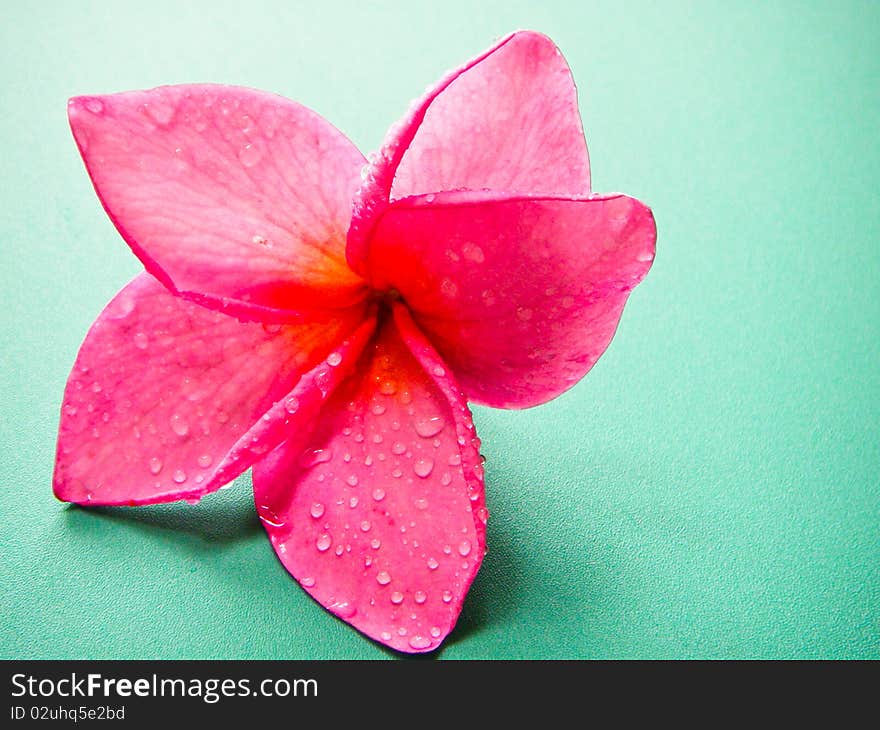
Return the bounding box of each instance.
[300,448,332,467]
[170,414,189,437]
[310,502,325,519]
[462,242,485,263]
[427,557,439,570]
[327,351,342,367]
[316,534,332,552]
[414,458,434,478]
[372,487,385,501]
[376,571,391,585]
[238,143,263,167]
[516,306,533,322]
[409,635,431,650]
[392,441,407,455]
[458,540,472,556]
[379,380,397,395]
[149,457,163,475]
[390,591,404,605]
[360,520,371,532]
[430,626,442,638]
[84,98,104,114]
[414,590,427,604]
[197,454,212,468]
[414,415,445,438]
[442,590,453,603]
[172,469,187,484]
[349,496,359,508]
[284,395,299,414]
[346,474,359,487]
[144,100,175,126]
[370,538,381,549]
[300,576,315,587]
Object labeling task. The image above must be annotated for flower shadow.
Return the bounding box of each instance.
[62,476,262,546]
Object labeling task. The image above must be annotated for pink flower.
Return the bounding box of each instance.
[55,31,656,653]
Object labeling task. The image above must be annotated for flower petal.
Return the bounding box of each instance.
[53,274,372,505]
[68,85,368,319]
[348,30,590,274]
[366,191,657,408]
[252,304,486,653]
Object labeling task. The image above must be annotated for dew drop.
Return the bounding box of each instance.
[371,403,386,415]
[335,544,344,556]
[430,626,442,638]
[284,395,299,414]
[328,599,356,618]
[414,415,445,438]
[300,576,316,587]
[379,380,397,395]
[149,457,163,475]
[390,591,404,605]
[197,454,212,468]
[376,571,391,585]
[300,448,332,467]
[413,458,434,478]
[458,540,472,557]
[346,474,359,487]
[349,496,359,508]
[310,502,325,519]
[360,520,371,532]
[238,143,263,167]
[427,557,439,570]
[414,590,427,604]
[448,454,462,467]
[172,469,187,484]
[380,631,392,641]
[415,497,429,510]
[372,487,385,501]
[370,538,381,549]
[316,533,332,552]
[144,101,175,126]
[327,351,342,367]
[169,414,189,437]
[516,306,533,322]
[432,365,446,377]
[392,441,407,455]
[462,242,485,263]
[84,98,104,114]
[440,472,452,486]
[637,249,655,262]
[440,278,458,298]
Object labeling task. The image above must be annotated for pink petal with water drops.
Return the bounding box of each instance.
[53,273,369,506]
[68,85,368,320]
[348,30,590,274]
[253,304,486,653]
[367,191,657,408]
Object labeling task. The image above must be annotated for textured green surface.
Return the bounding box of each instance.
[1,1,878,659]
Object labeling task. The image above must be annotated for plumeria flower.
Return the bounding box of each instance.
[55,30,656,653]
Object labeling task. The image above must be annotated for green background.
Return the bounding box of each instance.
[1,1,877,659]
